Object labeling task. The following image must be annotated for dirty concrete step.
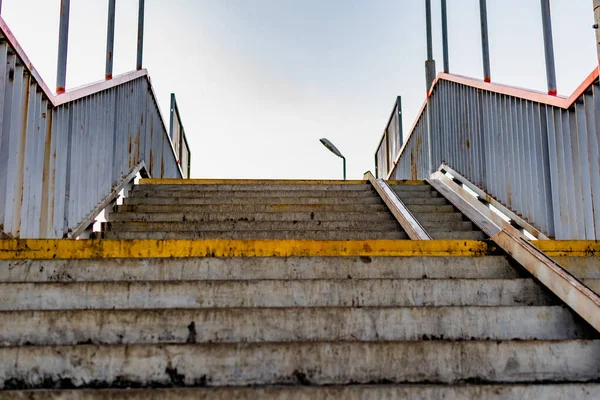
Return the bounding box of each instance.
[0,256,520,283]
[0,306,593,347]
[131,188,440,199]
[114,204,391,213]
[397,197,448,206]
[129,189,381,199]
[1,341,599,389]
[429,231,487,240]
[401,204,456,213]
[0,279,556,310]
[123,197,385,206]
[420,221,476,231]
[135,183,374,192]
[6,384,600,400]
[407,212,466,223]
[108,211,397,223]
[102,220,401,233]
[101,230,407,240]
[388,184,432,191]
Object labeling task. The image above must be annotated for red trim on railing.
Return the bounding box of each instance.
[386,66,599,180]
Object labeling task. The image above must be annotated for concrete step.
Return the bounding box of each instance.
[130,189,380,198]
[0,279,556,310]
[6,385,600,400]
[115,204,390,213]
[136,183,374,192]
[1,340,599,388]
[123,197,385,206]
[409,212,465,222]
[397,197,448,206]
[429,231,487,240]
[0,256,520,283]
[102,220,401,232]
[402,204,456,213]
[420,221,476,231]
[102,230,407,240]
[130,188,439,199]
[108,211,397,223]
[0,306,593,346]
[388,184,432,191]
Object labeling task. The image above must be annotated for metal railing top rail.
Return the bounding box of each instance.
[0,15,183,179]
[387,66,599,181]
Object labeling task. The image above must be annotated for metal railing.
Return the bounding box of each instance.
[170,94,191,179]
[374,96,403,178]
[384,69,600,240]
[0,18,184,238]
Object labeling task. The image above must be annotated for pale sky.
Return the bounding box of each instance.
[1,1,596,179]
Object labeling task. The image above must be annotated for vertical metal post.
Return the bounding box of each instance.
[0,1,3,14]
[425,0,436,91]
[56,0,70,94]
[479,0,491,83]
[594,1,600,69]
[441,0,450,73]
[342,157,346,181]
[105,0,116,80]
[541,0,557,95]
[136,0,145,71]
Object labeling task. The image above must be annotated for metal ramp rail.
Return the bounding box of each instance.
[0,17,188,239]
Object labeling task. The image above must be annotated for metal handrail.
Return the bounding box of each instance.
[381,67,600,240]
[0,17,185,238]
[374,96,402,178]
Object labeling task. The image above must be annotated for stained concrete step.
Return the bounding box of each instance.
[102,230,407,240]
[102,220,401,232]
[6,385,600,400]
[130,189,381,198]
[0,306,593,347]
[420,220,476,231]
[1,340,599,388]
[136,183,375,191]
[123,197,385,206]
[395,197,448,206]
[130,188,440,199]
[429,231,487,240]
[402,204,456,213]
[388,184,432,191]
[108,211,397,223]
[408,212,465,222]
[0,279,556,310]
[115,204,391,213]
[0,256,520,283]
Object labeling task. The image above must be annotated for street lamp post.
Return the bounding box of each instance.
[319,138,346,180]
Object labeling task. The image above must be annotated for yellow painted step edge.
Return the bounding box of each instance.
[0,239,497,259]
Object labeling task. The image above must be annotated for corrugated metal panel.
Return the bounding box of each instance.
[0,36,185,238]
[386,72,600,240]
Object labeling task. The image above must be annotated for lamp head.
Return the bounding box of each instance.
[319,138,344,158]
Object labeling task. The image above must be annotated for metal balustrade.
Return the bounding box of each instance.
[381,69,600,240]
[0,18,185,238]
[374,96,403,178]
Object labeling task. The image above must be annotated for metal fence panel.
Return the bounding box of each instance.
[384,72,600,239]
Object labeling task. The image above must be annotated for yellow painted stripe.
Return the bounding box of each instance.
[0,240,498,260]
[534,241,600,257]
[139,179,368,185]
[386,180,427,185]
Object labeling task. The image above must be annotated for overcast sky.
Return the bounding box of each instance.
[1,0,596,179]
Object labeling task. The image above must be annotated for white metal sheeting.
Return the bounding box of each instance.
[385,73,600,240]
[0,40,182,238]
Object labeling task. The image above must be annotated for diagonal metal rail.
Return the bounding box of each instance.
[428,169,600,333]
[364,172,431,240]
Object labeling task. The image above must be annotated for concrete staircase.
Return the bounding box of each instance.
[1,179,600,398]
